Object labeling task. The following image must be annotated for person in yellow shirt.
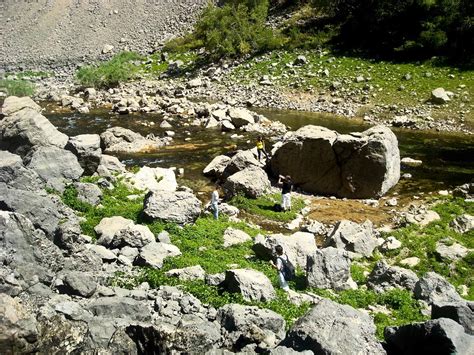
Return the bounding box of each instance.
[256,135,269,161]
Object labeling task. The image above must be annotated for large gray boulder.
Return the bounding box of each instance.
[203,155,231,178]
[414,272,462,304]
[123,166,177,192]
[95,154,126,177]
[223,166,271,198]
[1,96,42,116]
[432,301,474,335]
[253,232,317,269]
[24,146,83,192]
[143,190,202,224]
[66,134,102,175]
[94,216,154,249]
[367,261,419,293]
[223,269,276,302]
[306,247,356,291]
[62,271,97,298]
[222,150,261,178]
[384,318,474,354]
[100,126,164,153]
[134,241,181,269]
[217,304,286,350]
[326,219,378,257]
[73,182,102,206]
[0,107,68,156]
[94,216,134,247]
[227,107,255,128]
[87,297,151,322]
[0,150,44,191]
[271,125,400,198]
[281,298,385,354]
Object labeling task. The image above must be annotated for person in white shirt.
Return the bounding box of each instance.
[211,185,219,220]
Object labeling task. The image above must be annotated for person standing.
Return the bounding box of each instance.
[256,135,269,161]
[278,175,293,211]
[270,245,291,292]
[211,185,219,220]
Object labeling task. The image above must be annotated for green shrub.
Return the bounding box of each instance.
[0,79,35,97]
[76,51,143,88]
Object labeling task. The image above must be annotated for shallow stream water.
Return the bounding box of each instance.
[44,106,474,199]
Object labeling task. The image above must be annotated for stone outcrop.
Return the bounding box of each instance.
[1,96,41,116]
[414,272,462,304]
[143,190,202,224]
[223,269,276,302]
[270,125,400,198]
[367,261,419,293]
[223,166,271,198]
[432,301,474,335]
[0,150,44,191]
[203,155,231,178]
[100,127,165,153]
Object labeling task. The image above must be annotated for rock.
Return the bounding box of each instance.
[123,166,177,192]
[450,214,474,234]
[326,220,378,257]
[227,108,255,128]
[217,304,286,350]
[281,298,385,354]
[303,220,327,235]
[431,88,451,104]
[24,146,83,192]
[223,227,252,247]
[223,269,276,302]
[94,216,134,247]
[293,55,308,65]
[54,301,92,322]
[165,265,206,281]
[110,224,155,249]
[414,272,462,304]
[156,230,171,244]
[100,127,164,153]
[0,150,44,191]
[217,203,240,217]
[96,154,126,176]
[270,125,400,198]
[66,134,102,175]
[84,88,97,100]
[62,271,97,298]
[203,155,231,178]
[1,96,41,116]
[435,242,469,261]
[380,236,402,251]
[143,190,202,224]
[220,120,235,132]
[401,157,423,167]
[86,244,117,262]
[102,44,114,54]
[253,232,317,269]
[367,261,419,293]
[223,166,270,198]
[384,318,473,354]
[222,150,260,178]
[206,273,226,286]
[134,241,181,269]
[0,106,68,156]
[432,301,474,336]
[0,293,38,352]
[73,182,102,206]
[306,247,356,291]
[453,183,474,199]
[187,77,202,88]
[88,296,151,321]
[160,120,173,129]
[399,257,420,267]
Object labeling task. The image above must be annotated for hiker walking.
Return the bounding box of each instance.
[211,185,220,220]
[256,135,269,161]
[270,245,294,292]
[278,175,293,211]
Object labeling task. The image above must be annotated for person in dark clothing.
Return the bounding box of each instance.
[278,175,293,211]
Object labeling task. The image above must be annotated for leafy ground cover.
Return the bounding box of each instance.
[0,79,35,97]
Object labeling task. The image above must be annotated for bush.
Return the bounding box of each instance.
[0,79,35,97]
[76,51,143,88]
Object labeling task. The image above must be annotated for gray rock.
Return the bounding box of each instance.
[326,220,378,257]
[222,150,260,178]
[217,304,286,350]
[380,236,402,251]
[450,214,474,234]
[432,301,474,335]
[66,134,102,175]
[306,247,357,291]
[86,244,117,262]
[0,150,44,190]
[253,232,317,269]
[88,296,151,321]
[24,146,83,192]
[134,241,181,269]
[414,272,462,304]
[96,154,126,177]
[143,190,202,224]
[62,271,97,298]
[156,230,172,244]
[100,126,164,153]
[0,107,68,156]
[165,265,206,281]
[453,183,474,199]
[95,216,134,247]
[223,166,270,198]
[54,301,93,321]
[203,155,231,178]
[435,242,469,261]
[1,96,42,116]
[73,182,102,206]
[206,273,226,286]
[431,88,451,104]
[270,125,400,198]
[223,269,276,302]
[111,224,155,249]
[123,166,177,192]
[384,318,473,354]
[227,108,255,128]
[220,120,235,132]
[293,55,308,65]
[269,346,314,354]
[223,227,252,247]
[281,298,385,354]
[367,261,419,293]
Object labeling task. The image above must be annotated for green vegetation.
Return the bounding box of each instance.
[230,193,305,222]
[381,197,474,299]
[76,51,143,88]
[0,79,35,97]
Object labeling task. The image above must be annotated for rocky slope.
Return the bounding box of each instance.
[1,0,207,70]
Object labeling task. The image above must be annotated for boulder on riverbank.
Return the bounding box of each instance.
[100,127,166,153]
[270,125,400,198]
[223,166,271,198]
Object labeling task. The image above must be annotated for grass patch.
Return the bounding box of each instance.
[230,193,305,222]
[0,79,35,97]
[76,51,143,88]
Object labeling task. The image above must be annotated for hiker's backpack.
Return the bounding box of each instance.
[278,255,296,280]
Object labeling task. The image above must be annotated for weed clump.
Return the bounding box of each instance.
[0,79,35,97]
